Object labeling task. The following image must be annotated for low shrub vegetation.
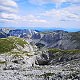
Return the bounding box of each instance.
[48,48,80,55]
[0,37,28,53]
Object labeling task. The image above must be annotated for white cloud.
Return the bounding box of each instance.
[0,0,18,8]
[28,0,80,8]
[0,0,18,23]
[0,0,80,29]
[28,0,51,5]
[0,13,20,20]
[42,5,80,20]
[52,0,66,3]
[40,5,80,29]
[52,0,66,8]
[0,5,18,13]
[0,13,47,27]
[0,0,18,13]
[52,0,80,4]
[21,15,47,23]
[0,0,47,26]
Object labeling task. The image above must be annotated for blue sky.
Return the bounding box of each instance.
[0,0,80,31]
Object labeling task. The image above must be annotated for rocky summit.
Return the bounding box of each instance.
[0,29,80,80]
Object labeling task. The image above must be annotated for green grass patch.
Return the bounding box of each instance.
[48,48,80,55]
[8,36,28,47]
[0,61,6,64]
[0,37,28,53]
[40,72,55,77]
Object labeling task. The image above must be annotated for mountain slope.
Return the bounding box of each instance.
[0,31,7,38]
[31,30,80,50]
[0,37,31,53]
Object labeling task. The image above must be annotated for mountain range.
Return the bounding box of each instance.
[0,28,80,50]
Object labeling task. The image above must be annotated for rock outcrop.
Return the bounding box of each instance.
[36,49,80,65]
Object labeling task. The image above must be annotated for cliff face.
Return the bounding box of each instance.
[30,30,80,50]
[0,30,8,38]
